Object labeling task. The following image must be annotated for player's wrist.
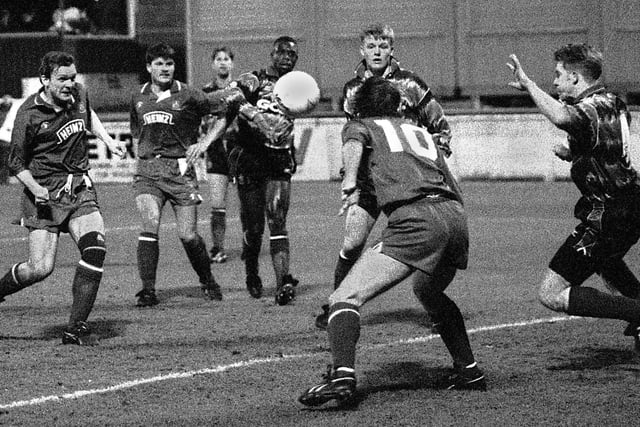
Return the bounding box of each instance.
[341,185,358,196]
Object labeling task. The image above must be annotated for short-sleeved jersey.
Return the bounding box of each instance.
[342,117,462,211]
[130,80,211,159]
[8,83,93,179]
[558,85,640,200]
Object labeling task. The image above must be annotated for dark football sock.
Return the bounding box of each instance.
[431,294,476,368]
[600,260,640,299]
[181,234,215,284]
[69,264,102,325]
[270,236,289,287]
[567,286,640,322]
[137,232,159,291]
[328,302,361,369]
[333,253,357,290]
[0,264,28,298]
[210,208,226,253]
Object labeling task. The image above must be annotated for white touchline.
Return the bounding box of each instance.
[0,315,579,410]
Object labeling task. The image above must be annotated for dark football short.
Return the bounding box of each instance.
[381,197,469,273]
[549,221,640,286]
[356,190,380,219]
[206,139,230,175]
[19,174,99,233]
[133,158,202,206]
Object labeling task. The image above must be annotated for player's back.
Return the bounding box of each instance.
[343,116,461,211]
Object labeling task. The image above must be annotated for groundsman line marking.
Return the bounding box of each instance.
[0,315,579,410]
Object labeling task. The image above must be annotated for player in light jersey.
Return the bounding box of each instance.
[299,76,485,408]
[508,44,640,352]
[0,50,125,345]
[315,23,452,329]
[130,42,222,306]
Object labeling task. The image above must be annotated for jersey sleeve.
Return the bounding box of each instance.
[556,101,597,150]
[129,92,141,139]
[341,119,371,149]
[7,100,33,176]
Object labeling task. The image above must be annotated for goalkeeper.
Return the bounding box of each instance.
[188,36,301,305]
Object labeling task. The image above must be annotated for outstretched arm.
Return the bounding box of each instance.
[507,54,571,127]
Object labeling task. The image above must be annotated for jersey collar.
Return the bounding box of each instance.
[565,84,606,105]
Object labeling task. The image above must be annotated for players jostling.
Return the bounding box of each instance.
[315,23,452,330]
[508,44,640,351]
[298,77,485,408]
[130,42,223,307]
[202,36,303,305]
[0,51,126,345]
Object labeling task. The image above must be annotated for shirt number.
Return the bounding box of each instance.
[374,119,438,161]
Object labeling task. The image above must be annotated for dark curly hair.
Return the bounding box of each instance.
[39,51,75,79]
[354,76,401,118]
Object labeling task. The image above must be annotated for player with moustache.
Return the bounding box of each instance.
[298,76,485,408]
[200,46,237,264]
[0,50,126,345]
[508,44,640,351]
[315,23,453,329]
[130,42,223,307]
[190,36,301,305]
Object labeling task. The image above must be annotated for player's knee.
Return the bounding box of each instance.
[78,231,106,270]
[538,272,570,312]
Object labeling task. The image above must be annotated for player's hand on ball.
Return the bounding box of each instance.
[507,54,532,91]
[273,71,320,116]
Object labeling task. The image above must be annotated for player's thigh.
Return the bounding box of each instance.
[265,179,290,222]
[207,173,229,208]
[330,246,413,307]
[343,204,378,250]
[173,204,199,239]
[27,229,59,275]
[237,180,266,230]
[68,211,105,242]
[135,193,164,234]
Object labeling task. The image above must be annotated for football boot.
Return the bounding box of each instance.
[201,279,223,301]
[298,365,357,407]
[275,274,299,306]
[135,288,159,307]
[439,364,487,391]
[246,274,263,299]
[62,321,92,346]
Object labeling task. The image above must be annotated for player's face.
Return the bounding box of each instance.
[271,41,298,76]
[553,62,577,101]
[361,35,393,75]
[212,51,233,79]
[147,56,175,89]
[42,64,77,106]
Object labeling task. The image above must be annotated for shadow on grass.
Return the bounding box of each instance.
[547,347,640,371]
[300,362,452,412]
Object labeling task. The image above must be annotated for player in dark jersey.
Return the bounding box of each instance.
[201,46,237,264]
[298,77,485,408]
[315,23,452,329]
[197,36,300,305]
[130,42,222,307]
[0,50,126,345]
[508,44,640,352]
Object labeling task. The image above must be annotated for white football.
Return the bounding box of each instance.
[273,71,320,115]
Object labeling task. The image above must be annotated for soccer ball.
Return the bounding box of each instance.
[273,71,320,115]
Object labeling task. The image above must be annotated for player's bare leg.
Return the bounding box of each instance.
[208,172,229,263]
[412,269,486,390]
[266,179,297,305]
[64,211,107,345]
[174,204,222,301]
[134,193,163,306]
[0,229,58,301]
[300,248,412,407]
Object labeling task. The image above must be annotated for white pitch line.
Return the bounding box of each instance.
[0,315,580,410]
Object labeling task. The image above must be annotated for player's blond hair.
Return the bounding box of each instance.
[359,23,395,46]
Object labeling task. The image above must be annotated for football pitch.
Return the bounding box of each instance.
[1,180,639,426]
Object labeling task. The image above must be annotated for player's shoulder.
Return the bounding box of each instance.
[342,118,372,141]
